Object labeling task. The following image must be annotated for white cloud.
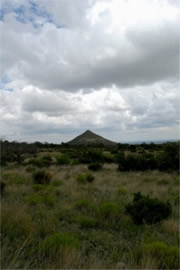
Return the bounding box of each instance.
[0,0,179,142]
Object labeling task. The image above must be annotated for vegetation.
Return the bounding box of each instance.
[0,139,179,269]
[33,170,52,185]
[126,192,172,224]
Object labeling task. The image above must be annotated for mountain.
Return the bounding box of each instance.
[67,130,117,146]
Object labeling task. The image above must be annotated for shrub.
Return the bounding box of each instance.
[76,173,95,183]
[51,179,63,186]
[79,149,104,164]
[42,155,53,162]
[33,170,52,184]
[170,191,179,205]
[28,157,52,167]
[0,181,6,196]
[118,186,127,195]
[174,177,180,185]
[126,192,172,224]
[88,163,102,171]
[76,173,87,184]
[32,184,54,192]
[97,202,120,222]
[103,153,114,163]
[77,216,97,229]
[26,194,44,205]
[74,199,94,213]
[26,193,55,206]
[41,232,79,256]
[86,173,95,183]
[56,155,70,165]
[43,195,55,207]
[26,166,35,172]
[2,172,24,184]
[144,242,179,269]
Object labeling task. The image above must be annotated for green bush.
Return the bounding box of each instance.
[28,157,52,167]
[42,155,53,162]
[56,155,70,165]
[0,181,6,196]
[79,149,104,164]
[88,163,102,171]
[97,202,121,222]
[74,199,94,213]
[86,173,95,183]
[170,191,179,205]
[33,170,52,184]
[77,216,97,229]
[32,184,54,192]
[2,172,24,184]
[26,194,44,205]
[76,173,95,183]
[118,186,127,195]
[126,192,172,224]
[51,179,63,186]
[144,242,179,269]
[76,173,87,184]
[26,193,55,206]
[41,232,79,255]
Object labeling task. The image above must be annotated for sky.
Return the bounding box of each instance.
[0,0,179,143]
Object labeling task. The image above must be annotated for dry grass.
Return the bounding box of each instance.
[1,161,179,269]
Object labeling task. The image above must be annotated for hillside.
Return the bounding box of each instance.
[67,130,117,146]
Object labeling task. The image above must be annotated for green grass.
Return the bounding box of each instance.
[1,154,179,269]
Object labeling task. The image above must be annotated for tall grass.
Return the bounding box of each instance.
[1,159,179,269]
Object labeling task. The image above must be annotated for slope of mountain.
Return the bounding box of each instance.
[67,130,117,146]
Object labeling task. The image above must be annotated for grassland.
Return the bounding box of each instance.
[1,147,179,269]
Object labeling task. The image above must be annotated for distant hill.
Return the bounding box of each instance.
[67,130,117,146]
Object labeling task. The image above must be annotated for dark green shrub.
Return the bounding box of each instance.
[88,163,102,171]
[77,216,97,229]
[42,155,53,162]
[86,173,95,183]
[76,173,95,183]
[103,153,114,163]
[79,149,104,164]
[26,166,36,172]
[0,181,6,196]
[126,192,172,224]
[28,158,51,167]
[33,170,52,185]
[56,155,70,165]
[76,173,87,184]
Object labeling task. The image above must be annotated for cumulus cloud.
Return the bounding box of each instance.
[0,0,179,142]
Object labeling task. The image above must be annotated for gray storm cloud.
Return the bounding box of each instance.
[0,0,179,142]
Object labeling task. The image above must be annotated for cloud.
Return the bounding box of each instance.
[1,0,179,91]
[0,0,179,142]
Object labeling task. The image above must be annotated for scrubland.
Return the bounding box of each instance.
[0,143,179,269]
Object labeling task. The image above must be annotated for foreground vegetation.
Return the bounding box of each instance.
[1,141,179,269]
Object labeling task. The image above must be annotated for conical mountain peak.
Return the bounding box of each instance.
[67,130,116,146]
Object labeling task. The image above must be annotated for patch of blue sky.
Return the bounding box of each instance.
[0,0,65,29]
[0,1,12,21]
[28,0,65,29]
[0,74,13,91]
